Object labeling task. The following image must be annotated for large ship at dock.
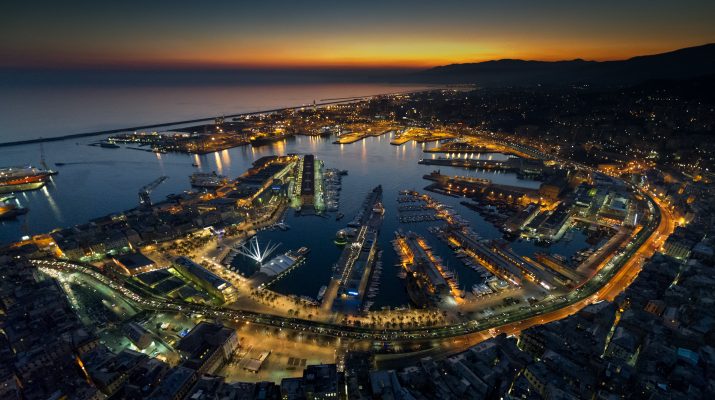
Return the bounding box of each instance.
[0,166,55,194]
[190,172,229,188]
[249,133,292,147]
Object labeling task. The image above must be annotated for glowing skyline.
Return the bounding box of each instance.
[2,0,715,69]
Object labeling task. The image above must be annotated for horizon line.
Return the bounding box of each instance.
[3,42,712,72]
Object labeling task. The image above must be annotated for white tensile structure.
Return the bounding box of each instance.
[236,236,280,265]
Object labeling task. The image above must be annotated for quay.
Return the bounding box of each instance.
[333,128,394,144]
[419,157,512,170]
[323,186,384,313]
[418,156,545,177]
[423,141,494,153]
[0,97,404,148]
[389,127,456,146]
[423,170,540,203]
[394,231,455,307]
[249,247,310,289]
[444,225,584,291]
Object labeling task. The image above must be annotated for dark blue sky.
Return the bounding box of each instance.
[2,0,714,68]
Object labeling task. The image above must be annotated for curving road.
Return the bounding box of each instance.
[28,141,675,344]
[30,181,670,344]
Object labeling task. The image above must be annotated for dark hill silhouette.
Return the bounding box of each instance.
[408,43,715,86]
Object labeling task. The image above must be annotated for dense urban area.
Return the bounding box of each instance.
[2,79,715,400]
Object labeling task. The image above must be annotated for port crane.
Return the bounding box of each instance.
[139,176,168,207]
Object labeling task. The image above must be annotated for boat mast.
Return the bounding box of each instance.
[39,143,49,170]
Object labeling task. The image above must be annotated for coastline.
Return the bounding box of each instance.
[0,89,433,148]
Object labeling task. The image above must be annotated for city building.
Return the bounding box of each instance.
[147,366,197,400]
[85,349,149,396]
[176,322,239,374]
[301,364,344,400]
[173,256,237,303]
[124,322,153,349]
[112,251,160,275]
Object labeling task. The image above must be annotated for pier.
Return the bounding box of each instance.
[394,231,458,307]
[323,186,384,313]
[423,170,540,203]
[330,227,379,313]
[0,97,405,148]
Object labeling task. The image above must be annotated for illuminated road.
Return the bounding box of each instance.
[27,141,676,349]
[30,182,669,345]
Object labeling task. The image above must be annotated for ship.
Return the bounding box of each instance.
[190,172,228,188]
[0,197,28,220]
[249,133,292,147]
[286,246,310,259]
[0,166,55,194]
[275,221,290,231]
[316,285,327,301]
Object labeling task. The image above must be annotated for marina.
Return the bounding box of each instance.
[328,185,384,313]
[322,168,345,212]
[0,2,702,397]
[1,132,594,310]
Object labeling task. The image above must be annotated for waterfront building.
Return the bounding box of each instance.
[173,257,236,303]
[502,203,540,233]
[332,186,383,312]
[229,155,297,207]
[401,232,450,298]
[300,154,316,206]
[251,247,310,288]
[112,251,160,275]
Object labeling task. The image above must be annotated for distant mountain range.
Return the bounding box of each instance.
[407,43,715,86]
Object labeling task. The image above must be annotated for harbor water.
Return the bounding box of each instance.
[0,83,596,308]
[1,130,592,308]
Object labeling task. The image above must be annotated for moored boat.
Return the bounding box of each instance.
[0,166,54,194]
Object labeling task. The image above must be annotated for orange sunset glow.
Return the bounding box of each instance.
[3,1,715,69]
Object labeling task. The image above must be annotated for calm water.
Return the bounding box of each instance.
[0,83,593,307]
[0,131,592,308]
[0,83,431,143]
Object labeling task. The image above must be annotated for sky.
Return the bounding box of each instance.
[1,0,715,70]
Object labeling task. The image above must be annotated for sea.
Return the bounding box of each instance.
[0,82,593,308]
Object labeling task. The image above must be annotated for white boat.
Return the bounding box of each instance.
[317,285,327,301]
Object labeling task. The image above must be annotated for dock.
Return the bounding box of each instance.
[324,186,384,313]
[393,231,458,307]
